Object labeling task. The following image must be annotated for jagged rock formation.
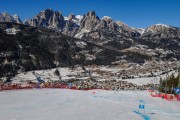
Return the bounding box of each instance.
[1,9,180,41]
[0,13,4,22]
[79,11,101,31]
[143,24,180,39]
[26,9,65,30]
[0,12,22,23]
[13,14,22,24]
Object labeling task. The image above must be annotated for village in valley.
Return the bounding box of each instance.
[1,60,179,92]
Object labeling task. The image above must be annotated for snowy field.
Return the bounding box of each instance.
[0,89,180,120]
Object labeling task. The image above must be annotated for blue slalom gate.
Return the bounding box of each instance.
[133,100,150,120]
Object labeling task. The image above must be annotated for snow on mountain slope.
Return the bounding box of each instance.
[71,15,83,26]
[155,23,170,28]
[76,15,83,20]
[136,28,145,35]
[0,89,180,120]
[74,28,90,38]
[102,16,113,22]
[0,12,22,23]
[13,14,22,23]
[75,41,87,48]
[5,28,21,35]
[145,24,170,33]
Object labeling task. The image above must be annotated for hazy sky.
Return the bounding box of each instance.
[0,0,180,28]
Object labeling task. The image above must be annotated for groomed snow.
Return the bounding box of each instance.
[0,89,180,120]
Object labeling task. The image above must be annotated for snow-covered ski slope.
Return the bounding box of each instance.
[0,89,180,120]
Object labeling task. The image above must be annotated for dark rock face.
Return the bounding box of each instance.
[143,24,180,39]
[2,12,15,23]
[0,12,22,23]
[79,11,101,31]
[68,14,76,20]
[23,19,31,25]
[73,12,141,39]
[13,15,22,24]
[27,9,65,30]
[0,13,4,22]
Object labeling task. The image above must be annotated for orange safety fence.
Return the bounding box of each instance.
[0,83,107,91]
[161,94,178,101]
[148,89,154,92]
[0,83,68,91]
[150,92,180,101]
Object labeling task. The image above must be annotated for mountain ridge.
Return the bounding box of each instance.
[1,9,179,38]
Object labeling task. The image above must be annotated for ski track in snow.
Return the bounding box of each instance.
[133,111,150,120]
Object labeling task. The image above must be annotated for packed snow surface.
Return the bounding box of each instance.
[0,89,180,120]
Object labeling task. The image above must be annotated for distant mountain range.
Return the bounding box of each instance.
[1,9,180,39]
[0,9,180,79]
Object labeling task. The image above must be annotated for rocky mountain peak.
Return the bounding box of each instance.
[2,11,9,16]
[116,21,131,31]
[143,24,180,39]
[87,11,96,17]
[145,24,170,33]
[115,21,141,37]
[116,21,127,27]
[68,14,76,21]
[79,11,101,31]
[13,14,22,23]
[0,13,4,22]
[28,9,65,30]
[23,19,30,25]
[39,9,54,19]
[109,22,119,31]
[0,12,23,23]
[1,12,14,22]
[102,16,113,24]
[136,28,145,35]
